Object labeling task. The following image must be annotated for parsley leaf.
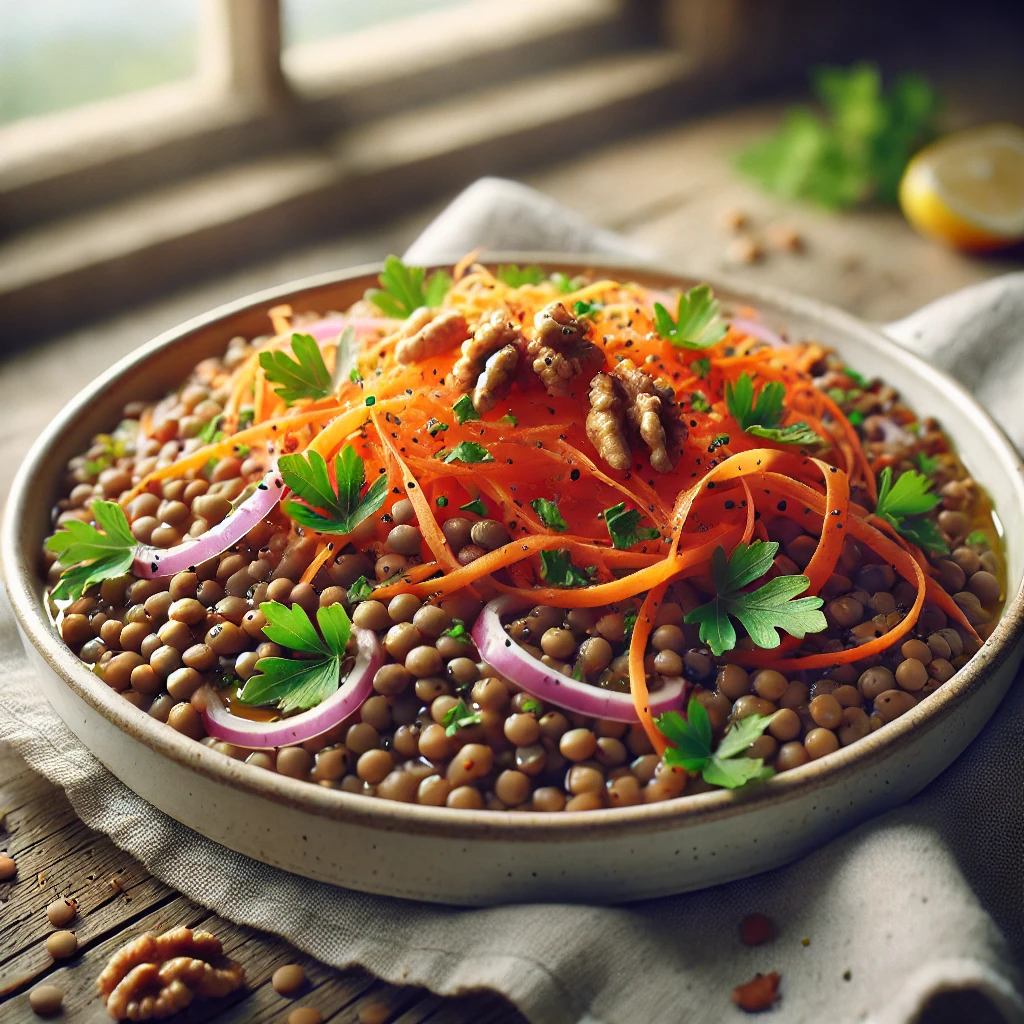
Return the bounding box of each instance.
[540,549,592,588]
[453,394,480,425]
[690,391,711,413]
[460,497,489,517]
[736,62,939,208]
[691,358,711,379]
[427,418,449,437]
[914,451,939,476]
[844,367,872,388]
[657,697,775,789]
[443,441,494,464]
[46,501,137,602]
[197,414,225,445]
[725,372,824,447]
[622,607,638,645]
[499,412,518,426]
[349,367,363,384]
[280,445,388,535]
[443,698,483,737]
[684,541,826,656]
[550,272,585,294]
[348,576,374,603]
[521,697,542,714]
[238,408,255,431]
[874,466,946,552]
[238,601,352,713]
[84,432,130,475]
[573,299,603,320]
[260,333,332,404]
[653,284,728,349]
[496,264,545,287]
[965,529,989,548]
[603,502,660,550]
[365,255,451,317]
[440,619,470,643]
[531,498,567,533]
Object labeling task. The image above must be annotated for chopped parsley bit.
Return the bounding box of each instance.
[684,540,827,656]
[436,496,449,507]
[347,576,374,603]
[237,601,352,713]
[365,254,452,317]
[691,357,711,379]
[84,432,129,476]
[530,497,567,532]
[441,619,470,643]
[725,372,824,446]
[573,299,603,320]
[443,441,494,464]
[453,394,480,424]
[499,412,518,426]
[708,434,730,453]
[349,367,364,383]
[965,529,989,548]
[365,396,376,407]
[279,446,388,535]
[622,607,638,644]
[874,466,946,553]
[259,333,332,404]
[550,271,585,294]
[914,451,939,476]
[603,502,660,550]
[496,264,546,287]
[848,410,864,426]
[235,444,251,457]
[521,697,542,714]
[443,698,483,736]
[238,408,255,430]
[427,419,449,437]
[653,284,728,350]
[46,501,137,602]
[460,497,489,517]
[844,366,872,388]
[690,391,711,413]
[657,697,775,789]
[197,414,225,445]
[540,549,594,588]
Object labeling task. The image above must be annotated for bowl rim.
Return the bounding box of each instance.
[5,251,1024,843]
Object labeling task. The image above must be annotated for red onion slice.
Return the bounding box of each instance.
[132,468,284,579]
[731,317,787,349]
[473,596,688,723]
[200,625,382,748]
[306,316,399,342]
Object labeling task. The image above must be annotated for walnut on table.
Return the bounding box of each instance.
[98,926,245,1021]
[586,359,687,474]
[452,309,522,413]
[393,307,469,365]
[526,302,601,398]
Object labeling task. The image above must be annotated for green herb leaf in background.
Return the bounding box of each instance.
[735,62,940,208]
[365,255,452,318]
[496,264,546,287]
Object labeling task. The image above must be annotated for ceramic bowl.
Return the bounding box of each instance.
[5,255,1024,906]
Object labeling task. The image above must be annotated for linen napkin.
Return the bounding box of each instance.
[3,178,1024,1024]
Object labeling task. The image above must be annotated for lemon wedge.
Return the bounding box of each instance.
[899,124,1024,250]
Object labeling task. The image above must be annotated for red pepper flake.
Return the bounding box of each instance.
[731,971,780,1013]
[739,913,775,946]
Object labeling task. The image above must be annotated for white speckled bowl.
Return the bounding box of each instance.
[5,255,1024,906]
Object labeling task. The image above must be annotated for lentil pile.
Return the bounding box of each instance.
[42,260,1005,812]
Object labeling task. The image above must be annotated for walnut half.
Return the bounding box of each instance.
[98,926,245,1021]
[586,359,687,473]
[526,302,600,398]
[394,308,469,365]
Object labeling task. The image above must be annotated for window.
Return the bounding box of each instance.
[283,0,469,46]
[0,0,199,125]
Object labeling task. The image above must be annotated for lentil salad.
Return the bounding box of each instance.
[41,258,1005,811]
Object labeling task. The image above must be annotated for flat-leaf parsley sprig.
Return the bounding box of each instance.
[725,372,824,447]
[653,284,729,350]
[657,697,775,789]
[873,465,946,553]
[684,540,827,656]
[279,445,388,535]
[238,601,353,713]
[46,501,137,602]
[259,333,332,404]
[365,255,452,318]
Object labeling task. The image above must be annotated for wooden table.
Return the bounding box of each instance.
[2,98,1021,1023]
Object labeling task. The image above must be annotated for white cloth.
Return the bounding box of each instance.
[2,178,1023,1024]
